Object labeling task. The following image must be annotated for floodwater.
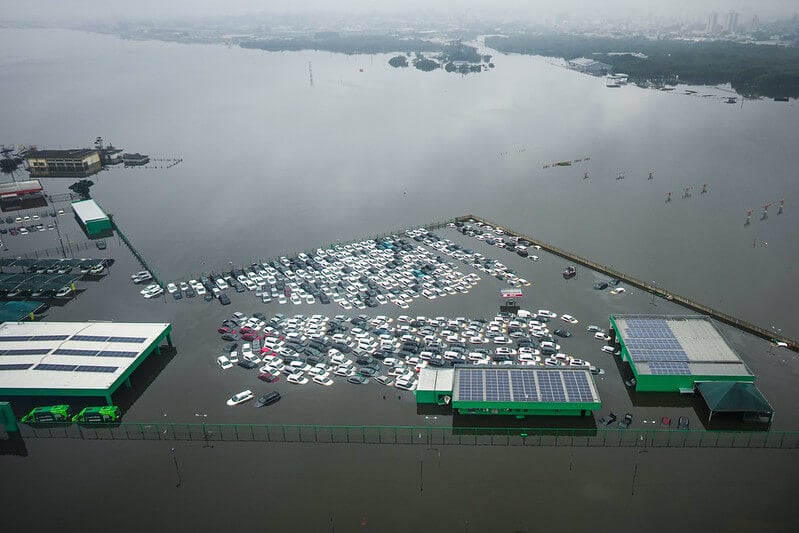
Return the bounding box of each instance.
[1,29,799,531]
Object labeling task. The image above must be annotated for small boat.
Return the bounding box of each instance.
[562,266,576,279]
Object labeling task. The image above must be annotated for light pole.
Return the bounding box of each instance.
[650,281,657,307]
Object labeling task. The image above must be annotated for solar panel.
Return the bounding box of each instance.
[0,363,34,370]
[97,350,137,358]
[648,362,691,375]
[0,348,51,356]
[53,348,100,356]
[70,335,110,342]
[107,337,147,344]
[34,363,78,371]
[0,336,33,342]
[30,335,70,341]
[457,368,597,404]
[621,317,693,365]
[75,365,118,373]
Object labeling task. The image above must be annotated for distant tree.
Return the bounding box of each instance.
[68,179,95,199]
[0,157,22,176]
[388,55,408,68]
[444,62,457,72]
[413,58,439,72]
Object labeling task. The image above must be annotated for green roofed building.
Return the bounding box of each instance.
[417,366,601,418]
[71,199,112,237]
[0,321,172,405]
[609,315,755,393]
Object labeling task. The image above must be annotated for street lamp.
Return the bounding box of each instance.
[650,281,658,307]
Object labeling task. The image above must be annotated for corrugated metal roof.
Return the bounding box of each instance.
[0,322,170,392]
[71,199,108,223]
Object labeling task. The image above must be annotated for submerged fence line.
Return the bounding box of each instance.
[16,422,799,449]
[459,214,798,352]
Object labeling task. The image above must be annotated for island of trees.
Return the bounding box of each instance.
[240,34,441,54]
[485,34,799,98]
[390,43,493,74]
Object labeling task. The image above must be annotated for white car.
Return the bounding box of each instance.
[560,314,578,324]
[601,345,619,354]
[594,332,611,341]
[313,374,334,386]
[334,366,354,377]
[217,356,233,370]
[226,390,254,406]
[142,286,164,299]
[395,377,417,391]
[287,373,309,385]
[166,283,178,294]
[610,287,626,295]
[243,279,257,291]
[537,310,557,319]
[215,278,229,290]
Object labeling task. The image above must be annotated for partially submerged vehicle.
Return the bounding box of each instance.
[72,406,121,423]
[21,405,73,423]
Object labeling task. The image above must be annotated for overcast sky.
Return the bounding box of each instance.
[5,0,797,23]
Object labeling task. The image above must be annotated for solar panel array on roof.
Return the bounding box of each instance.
[0,363,34,370]
[648,362,691,375]
[52,348,138,358]
[457,368,597,403]
[1,348,51,356]
[33,363,119,373]
[35,363,78,371]
[620,318,691,366]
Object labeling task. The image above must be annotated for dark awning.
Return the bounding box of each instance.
[697,381,774,421]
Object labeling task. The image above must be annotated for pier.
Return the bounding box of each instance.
[108,214,163,288]
[458,214,798,352]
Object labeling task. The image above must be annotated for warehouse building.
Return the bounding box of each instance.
[417,366,601,418]
[609,315,756,392]
[0,321,172,405]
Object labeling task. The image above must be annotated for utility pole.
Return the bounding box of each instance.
[308,61,314,87]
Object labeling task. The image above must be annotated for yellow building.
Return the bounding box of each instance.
[26,149,102,177]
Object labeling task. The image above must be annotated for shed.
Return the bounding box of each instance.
[71,199,112,237]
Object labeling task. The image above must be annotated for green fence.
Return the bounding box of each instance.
[15,422,799,449]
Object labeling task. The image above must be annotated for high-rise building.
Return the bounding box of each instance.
[705,12,718,34]
[723,11,739,33]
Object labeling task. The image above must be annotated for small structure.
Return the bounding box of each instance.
[568,57,612,76]
[500,288,523,315]
[415,367,454,405]
[99,146,124,165]
[71,199,112,237]
[696,381,774,423]
[416,366,601,418]
[0,179,44,209]
[610,315,756,393]
[25,149,101,177]
[0,321,172,405]
[123,153,149,166]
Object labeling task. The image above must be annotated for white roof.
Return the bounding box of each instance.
[71,199,108,223]
[417,367,454,392]
[0,321,170,392]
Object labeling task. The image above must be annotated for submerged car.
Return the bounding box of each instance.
[254,392,281,407]
[226,390,254,406]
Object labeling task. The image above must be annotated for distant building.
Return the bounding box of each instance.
[705,12,718,34]
[567,57,612,76]
[25,148,101,178]
[723,11,739,33]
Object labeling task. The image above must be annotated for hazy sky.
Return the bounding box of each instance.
[5,0,797,23]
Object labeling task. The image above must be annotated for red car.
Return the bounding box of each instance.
[258,372,280,383]
[241,331,258,341]
[239,326,254,334]
[217,326,236,334]
[260,347,275,356]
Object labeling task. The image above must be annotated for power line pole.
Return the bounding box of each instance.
[308,61,314,87]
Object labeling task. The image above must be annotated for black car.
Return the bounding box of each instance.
[319,293,331,304]
[357,366,378,377]
[221,332,239,342]
[677,416,690,430]
[255,391,281,407]
[218,293,231,305]
[553,329,572,338]
[185,288,196,298]
[618,413,633,429]
[609,278,621,286]
[237,360,258,369]
[598,412,617,426]
[594,281,609,290]
[356,355,375,366]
